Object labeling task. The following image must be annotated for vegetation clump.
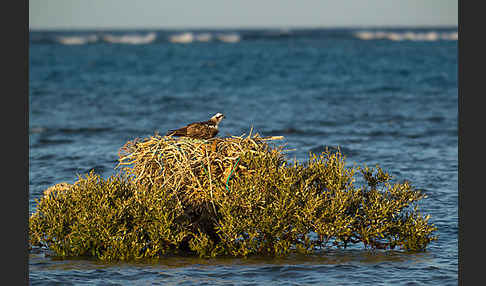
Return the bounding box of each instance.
[29,133,437,260]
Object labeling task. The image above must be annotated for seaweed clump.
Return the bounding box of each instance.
[29,133,437,260]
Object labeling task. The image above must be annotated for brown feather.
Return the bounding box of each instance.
[166,126,188,137]
[166,113,224,140]
[166,122,218,139]
[186,123,218,139]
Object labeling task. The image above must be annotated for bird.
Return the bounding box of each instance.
[166,113,225,140]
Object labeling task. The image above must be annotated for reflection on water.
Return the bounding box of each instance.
[30,250,434,271]
[30,250,442,285]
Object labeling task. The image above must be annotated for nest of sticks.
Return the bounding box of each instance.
[117,131,285,210]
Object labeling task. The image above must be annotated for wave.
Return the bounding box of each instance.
[216,33,241,43]
[29,126,48,134]
[354,31,458,41]
[56,35,98,45]
[34,138,74,147]
[102,32,157,44]
[168,32,194,43]
[30,28,457,45]
[57,127,113,134]
[168,32,240,43]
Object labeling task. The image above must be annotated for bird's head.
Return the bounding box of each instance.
[210,113,225,125]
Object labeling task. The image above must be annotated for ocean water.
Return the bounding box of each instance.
[29,28,458,285]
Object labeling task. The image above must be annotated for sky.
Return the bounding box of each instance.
[29,0,458,30]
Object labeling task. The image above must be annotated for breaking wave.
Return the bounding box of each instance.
[31,28,457,45]
[55,35,99,45]
[53,32,157,45]
[215,33,241,43]
[102,32,157,44]
[168,32,194,43]
[168,32,240,43]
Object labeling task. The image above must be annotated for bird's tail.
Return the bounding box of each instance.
[166,129,185,137]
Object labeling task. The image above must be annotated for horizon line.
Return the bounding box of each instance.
[29,24,458,32]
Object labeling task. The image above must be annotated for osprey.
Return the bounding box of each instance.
[166,113,225,140]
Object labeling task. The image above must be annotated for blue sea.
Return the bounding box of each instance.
[29,28,458,285]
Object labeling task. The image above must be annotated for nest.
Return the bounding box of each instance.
[117,131,285,209]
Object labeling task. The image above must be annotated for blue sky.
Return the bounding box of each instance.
[30,0,457,30]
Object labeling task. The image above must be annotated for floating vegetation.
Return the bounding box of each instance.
[29,132,437,260]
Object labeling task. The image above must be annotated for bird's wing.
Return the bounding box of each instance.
[186,123,204,136]
[166,125,188,136]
